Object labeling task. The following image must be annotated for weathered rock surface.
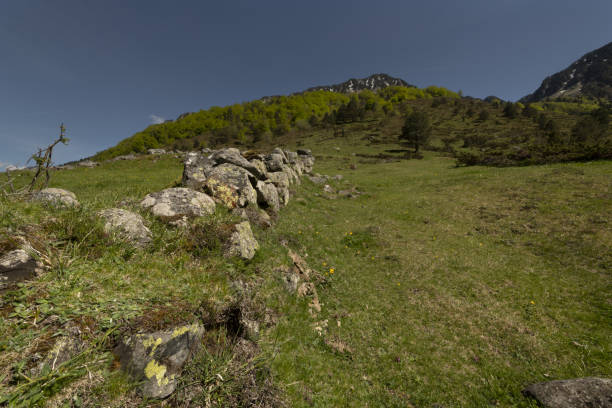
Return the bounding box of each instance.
[264,153,285,172]
[210,148,267,179]
[148,148,166,155]
[181,147,314,212]
[33,188,80,207]
[308,175,327,184]
[141,188,215,224]
[78,160,99,168]
[0,245,43,290]
[255,180,280,213]
[114,324,205,399]
[225,221,259,260]
[522,377,612,408]
[206,164,257,208]
[182,152,216,190]
[98,208,152,247]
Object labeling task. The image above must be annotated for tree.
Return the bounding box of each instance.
[400,111,431,152]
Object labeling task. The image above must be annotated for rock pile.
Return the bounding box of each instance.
[183,147,314,211]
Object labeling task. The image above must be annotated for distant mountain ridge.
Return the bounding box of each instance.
[303,73,413,94]
[521,42,612,103]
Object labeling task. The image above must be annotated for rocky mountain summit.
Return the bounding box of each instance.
[521,41,612,103]
[304,73,413,94]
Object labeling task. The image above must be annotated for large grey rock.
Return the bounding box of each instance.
[267,171,290,189]
[248,159,268,180]
[205,164,257,208]
[282,164,300,185]
[141,188,215,224]
[182,152,216,190]
[114,324,204,399]
[523,377,612,408]
[297,150,315,173]
[277,186,290,206]
[272,147,288,163]
[147,149,166,155]
[78,160,98,168]
[255,181,280,213]
[264,153,285,172]
[0,245,43,290]
[225,221,259,260]
[98,208,152,247]
[33,188,80,207]
[210,148,267,179]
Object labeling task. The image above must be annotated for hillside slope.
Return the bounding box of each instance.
[521,41,612,102]
[1,132,610,406]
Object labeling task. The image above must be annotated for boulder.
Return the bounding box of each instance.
[308,175,327,185]
[210,148,267,179]
[255,181,280,213]
[78,160,98,168]
[147,149,166,155]
[248,159,268,180]
[141,188,215,224]
[522,377,612,408]
[33,188,80,207]
[0,245,43,290]
[111,154,137,161]
[31,335,83,376]
[97,208,152,247]
[264,153,285,172]
[224,221,259,260]
[297,150,315,173]
[282,164,300,185]
[182,152,216,190]
[277,186,290,206]
[114,324,204,399]
[272,148,288,162]
[267,171,290,189]
[205,164,257,208]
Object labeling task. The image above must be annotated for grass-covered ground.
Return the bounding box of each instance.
[1,129,610,406]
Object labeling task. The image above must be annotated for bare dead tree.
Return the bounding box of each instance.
[27,123,69,193]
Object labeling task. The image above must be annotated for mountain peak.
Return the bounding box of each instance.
[304,73,413,94]
[521,42,612,103]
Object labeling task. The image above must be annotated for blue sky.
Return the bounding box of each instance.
[1,0,611,168]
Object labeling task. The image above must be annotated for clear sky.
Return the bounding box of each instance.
[1,0,611,168]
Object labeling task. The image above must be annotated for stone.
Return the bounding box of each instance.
[272,147,288,163]
[277,186,290,206]
[264,153,285,172]
[147,148,166,155]
[297,148,312,156]
[205,164,257,208]
[308,175,327,185]
[111,154,137,161]
[114,324,204,399]
[248,159,268,180]
[522,377,612,408]
[78,160,98,168]
[323,184,335,194]
[0,245,43,290]
[33,188,80,207]
[333,174,344,181]
[182,152,216,190]
[210,148,267,179]
[31,335,83,376]
[141,188,215,224]
[298,154,315,174]
[255,180,280,213]
[282,164,300,185]
[224,221,259,260]
[97,208,152,247]
[267,171,290,189]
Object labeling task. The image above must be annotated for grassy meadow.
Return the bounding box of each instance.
[0,127,610,406]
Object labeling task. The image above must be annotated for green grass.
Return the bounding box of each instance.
[1,130,610,406]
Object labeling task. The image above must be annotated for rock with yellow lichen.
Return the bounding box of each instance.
[113,323,204,399]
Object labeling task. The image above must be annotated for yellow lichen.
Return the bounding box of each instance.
[144,359,169,386]
[141,336,163,356]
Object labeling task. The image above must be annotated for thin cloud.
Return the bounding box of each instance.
[150,114,165,124]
